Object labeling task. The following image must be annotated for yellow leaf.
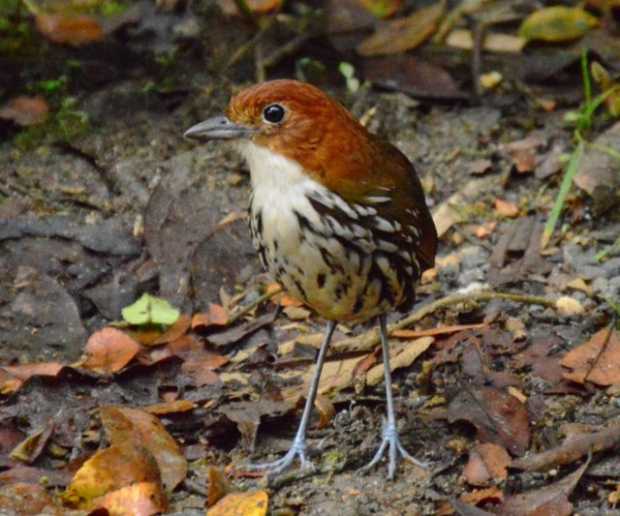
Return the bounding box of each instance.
[208,490,269,516]
[519,6,598,42]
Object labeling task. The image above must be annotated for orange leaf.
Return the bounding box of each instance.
[79,328,141,374]
[191,304,229,329]
[207,466,231,507]
[208,490,269,516]
[494,198,519,218]
[99,406,188,492]
[35,14,104,46]
[0,96,49,126]
[144,400,196,416]
[314,394,336,429]
[217,0,283,16]
[152,314,191,345]
[93,481,167,516]
[561,327,620,386]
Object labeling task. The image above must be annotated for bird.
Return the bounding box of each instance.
[184,79,437,479]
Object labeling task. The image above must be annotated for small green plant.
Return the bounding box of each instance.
[339,62,360,94]
[541,49,620,249]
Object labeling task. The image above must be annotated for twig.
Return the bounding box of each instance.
[331,290,556,354]
[223,17,276,73]
[227,286,282,325]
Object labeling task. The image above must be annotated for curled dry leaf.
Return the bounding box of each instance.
[35,14,104,46]
[191,304,229,330]
[357,1,444,56]
[314,394,336,429]
[561,327,620,386]
[511,423,620,472]
[9,421,54,464]
[78,327,141,375]
[0,96,49,126]
[208,490,269,516]
[0,362,64,394]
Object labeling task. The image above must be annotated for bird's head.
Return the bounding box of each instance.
[184,79,381,195]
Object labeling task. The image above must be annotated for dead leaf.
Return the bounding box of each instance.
[208,490,268,516]
[494,199,519,218]
[93,481,167,515]
[207,466,231,507]
[78,327,141,374]
[511,423,620,472]
[35,14,104,46]
[0,483,57,515]
[519,6,598,43]
[446,29,525,53]
[555,296,585,317]
[144,400,196,415]
[9,421,54,464]
[357,2,444,56]
[151,314,191,345]
[99,406,187,492]
[392,323,487,339]
[191,304,229,329]
[314,394,336,429]
[0,362,64,394]
[500,457,589,515]
[0,96,49,126]
[63,442,162,509]
[561,327,620,386]
[462,443,511,486]
[366,337,434,386]
[460,486,504,507]
[447,386,530,456]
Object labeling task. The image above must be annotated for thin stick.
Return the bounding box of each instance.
[228,286,282,324]
[331,290,557,354]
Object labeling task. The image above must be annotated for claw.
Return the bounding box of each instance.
[245,438,315,476]
[361,421,426,479]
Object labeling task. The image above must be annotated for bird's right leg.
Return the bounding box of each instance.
[245,320,337,475]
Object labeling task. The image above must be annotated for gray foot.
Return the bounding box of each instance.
[361,421,427,479]
[245,437,314,475]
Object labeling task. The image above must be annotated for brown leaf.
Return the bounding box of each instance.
[99,406,187,492]
[208,490,268,516]
[207,466,231,507]
[462,443,511,486]
[392,323,487,339]
[78,327,141,374]
[144,400,196,415]
[460,486,504,507]
[151,314,191,345]
[314,394,336,429]
[0,362,64,394]
[35,14,104,46]
[357,2,444,56]
[366,337,433,386]
[561,327,620,386]
[447,386,530,456]
[0,483,57,515]
[495,199,519,218]
[9,421,54,464]
[513,337,565,384]
[511,423,620,472]
[191,304,229,329]
[0,96,49,126]
[364,55,465,100]
[500,457,589,515]
[181,352,228,386]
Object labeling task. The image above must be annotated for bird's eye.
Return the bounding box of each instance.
[263,104,285,124]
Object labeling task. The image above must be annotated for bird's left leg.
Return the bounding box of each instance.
[361,315,427,479]
[245,320,337,475]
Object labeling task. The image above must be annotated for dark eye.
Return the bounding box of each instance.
[263,104,285,124]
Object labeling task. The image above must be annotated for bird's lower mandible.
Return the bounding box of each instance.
[185,79,438,480]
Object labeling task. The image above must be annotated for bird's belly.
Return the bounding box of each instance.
[250,192,407,322]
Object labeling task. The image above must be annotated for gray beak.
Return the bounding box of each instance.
[183,116,253,141]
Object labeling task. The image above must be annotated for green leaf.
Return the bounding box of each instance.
[122,293,180,326]
[519,6,598,43]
